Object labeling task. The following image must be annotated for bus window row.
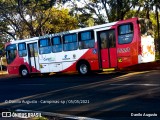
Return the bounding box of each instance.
[16,23,134,57]
[39,30,95,54]
[17,30,95,56]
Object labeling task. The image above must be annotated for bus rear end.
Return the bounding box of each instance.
[116,18,155,69]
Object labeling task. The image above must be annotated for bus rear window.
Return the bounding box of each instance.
[118,23,133,44]
[6,44,17,64]
[39,38,52,54]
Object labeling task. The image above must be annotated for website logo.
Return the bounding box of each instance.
[2,112,11,117]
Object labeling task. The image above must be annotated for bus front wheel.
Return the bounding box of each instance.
[20,67,29,77]
[77,62,90,75]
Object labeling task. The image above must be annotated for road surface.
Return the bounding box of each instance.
[0,70,160,120]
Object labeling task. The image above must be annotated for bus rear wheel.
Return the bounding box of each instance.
[20,67,29,77]
[78,62,90,75]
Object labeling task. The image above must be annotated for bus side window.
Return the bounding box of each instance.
[52,36,62,53]
[108,30,116,48]
[63,34,77,51]
[18,43,27,57]
[100,32,107,49]
[6,44,17,64]
[79,30,95,49]
[118,23,133,44]
[39,38,52,54]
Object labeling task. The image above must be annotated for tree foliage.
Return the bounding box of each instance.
[0,0,78,40]
[42,7,78,34]
[67,0,160,52]
[68,0,139,25]
[0,0,160,52]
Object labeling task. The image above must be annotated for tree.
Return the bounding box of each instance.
[136,0,160,53]
[40,7,78,34]
[0,33,10,53]
[67,0,139,25]
[0,0,78,41]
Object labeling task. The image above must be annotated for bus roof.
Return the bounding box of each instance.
[9,17,138,44]
[9,37,39,44]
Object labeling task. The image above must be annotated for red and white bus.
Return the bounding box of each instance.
[5,17,155,77]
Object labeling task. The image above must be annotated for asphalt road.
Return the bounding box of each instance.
[0,70,160,120]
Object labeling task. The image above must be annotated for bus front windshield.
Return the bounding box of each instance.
[6,44,17,64]
[139,18,153,36]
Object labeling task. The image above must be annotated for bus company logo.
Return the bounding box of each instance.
[117,47,130,53]
[43,57,55,61]
[62,55,70,60]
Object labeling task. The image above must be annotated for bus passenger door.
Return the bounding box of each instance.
[97,29,117,69]
[27,43,39,72]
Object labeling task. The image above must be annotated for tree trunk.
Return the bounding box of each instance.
[135,5,141,17]
[146,9,150,19]
[116,0,122,20]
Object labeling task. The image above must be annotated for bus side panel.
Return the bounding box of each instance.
[109,48,117,67]
[7,66,18,74]
[82,48,99,70]
[62,62,77,72]
[101,49,109,68]
[117,42,133,68]
[131,40,139,65]
[88,59,99,70]
[62,48,99,72]
[128,21,139,66]
[7,54,24,74]
[7,55,40,75]
[117,18,139,68]
[132,21,140,65]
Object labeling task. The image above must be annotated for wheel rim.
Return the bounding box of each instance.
[22,69,28,76]
[80,64,88,74]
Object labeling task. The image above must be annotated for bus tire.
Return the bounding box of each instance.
[77,61,90,75]
[20,67,29,77]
